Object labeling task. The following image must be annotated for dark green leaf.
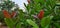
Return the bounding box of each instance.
[16,22,21,28]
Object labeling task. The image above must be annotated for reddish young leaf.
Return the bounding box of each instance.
[2,10,11,18]
[11,11,17,18]
[27,0,30,4]
[38,10,44,19]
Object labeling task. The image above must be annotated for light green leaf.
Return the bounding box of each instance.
[41,16,53,28]
[26,19,39,28]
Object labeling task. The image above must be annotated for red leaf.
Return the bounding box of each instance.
[38,10,44,19]
[2,10,11,18]
[27,0,30,4]
[11,11,17,18]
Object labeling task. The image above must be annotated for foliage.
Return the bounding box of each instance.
[0,0,60,28]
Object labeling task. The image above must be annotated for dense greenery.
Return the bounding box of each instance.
[0,0,60,28]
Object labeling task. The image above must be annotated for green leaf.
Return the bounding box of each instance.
[54,23,60,28]
[45,24,50,28]
[33,0,40,3]
[4,18,19,28]
[16,22,21,28]
[4,18,15,28]
[26,19,39,28]
[41,16,53,28]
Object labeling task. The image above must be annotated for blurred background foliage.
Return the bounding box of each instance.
[0,0,60,28]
